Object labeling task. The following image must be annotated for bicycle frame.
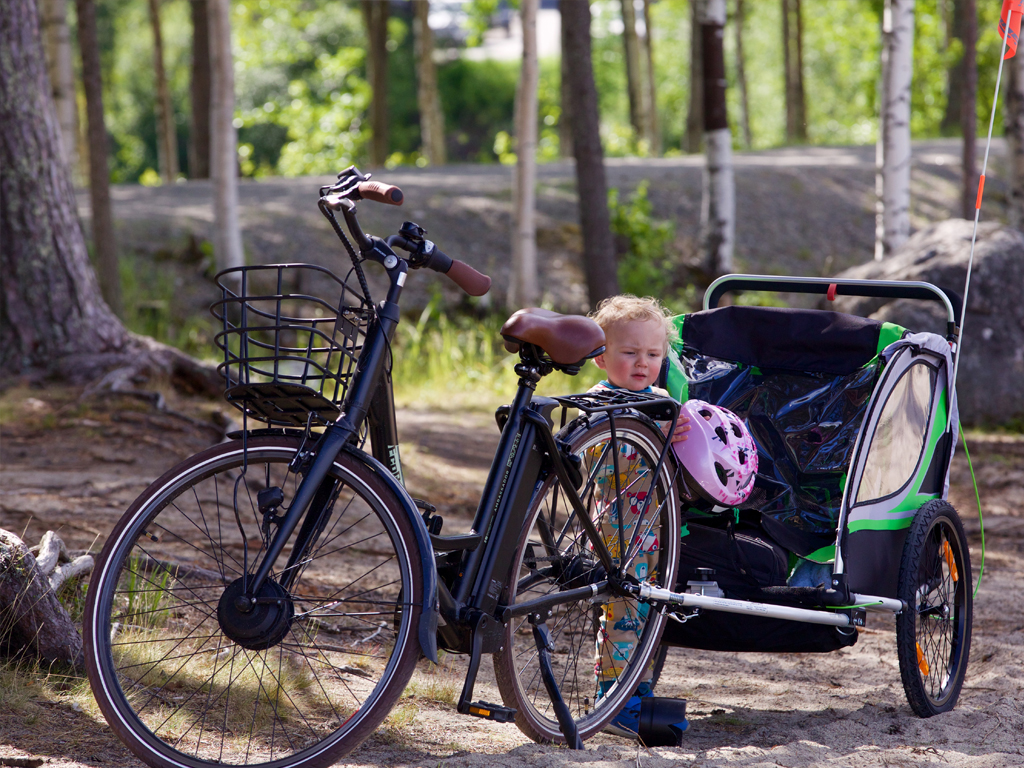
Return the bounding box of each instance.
[233,196,681,746]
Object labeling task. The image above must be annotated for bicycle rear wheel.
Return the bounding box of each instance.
[494,414,680,742]
[85,437,423,768]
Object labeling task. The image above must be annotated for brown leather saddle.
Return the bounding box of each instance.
[500,308,605,366]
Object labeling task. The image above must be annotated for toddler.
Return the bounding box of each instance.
[587,295,690,738]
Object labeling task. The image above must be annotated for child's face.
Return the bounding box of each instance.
[594,319,666,391]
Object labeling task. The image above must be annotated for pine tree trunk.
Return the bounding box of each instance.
[413,0,446,166]
[1004,44,1024,227]
[641,0,661,155]
[734,0,752,148]
[510,0,539,309]
[942,0,966,135]
[685,0,704,153]
[782,0,807,142]
[559,17,573,157]
[363,0,389,168]
[620,0,648,143]
[960,0,976,220]
[209,0,243,273]
[39,0,79,178]
[149,0,179,182]
[876,0,915,259]
[0,0,128,375]
[190,0,211,179]
[699,0,734,276]
[75,0,121,316]
[561,0,619,306]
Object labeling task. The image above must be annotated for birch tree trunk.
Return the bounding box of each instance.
[782,0,807,142]
[734,0,752,148]
[190,0,211,178]
[209,0,243,273]
[510,0,539,309]
[1004,46,1024,227]
[620,0,649,144]
[875,0,915,260]
[699,0,734,276]
[413,0,446,166]
[685,0,704,154]
[75,0,121,316]
[149,0,179,182]
[561,0,619,305]
[40,0,79,178]
[641,0,661,155]
[960,0,977,220]
[363,0,389,168]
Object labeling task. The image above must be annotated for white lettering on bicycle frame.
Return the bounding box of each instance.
[487,432,521,537]
[388,444,405,484]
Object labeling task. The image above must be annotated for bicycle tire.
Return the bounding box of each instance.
[84,437,424,768]
[895,499,972,717]
[494,414,680,742]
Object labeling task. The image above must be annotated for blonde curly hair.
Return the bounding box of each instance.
[589,294,677,353]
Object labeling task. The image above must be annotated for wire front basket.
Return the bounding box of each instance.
[212,264,373,426]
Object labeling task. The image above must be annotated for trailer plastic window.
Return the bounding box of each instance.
[856,363,935,504]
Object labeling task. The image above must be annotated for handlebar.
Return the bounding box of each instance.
[319,170,492,298]
[387,234,492,296]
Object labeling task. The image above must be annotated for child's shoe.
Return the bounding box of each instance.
[601,681,653,738]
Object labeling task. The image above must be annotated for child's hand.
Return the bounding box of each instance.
[663,413,691,443]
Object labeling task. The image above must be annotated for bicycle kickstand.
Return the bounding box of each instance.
[529,610,584,749]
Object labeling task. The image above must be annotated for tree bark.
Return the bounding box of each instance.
[782,0,807,142]
[190,0,211,179]
[0,530,84,670]
[875,0,915,260]
[1006,45,1024,227]
[641,0,661,155]
[510,0,539,309]
[149,0,179,182]
[413,0,446,166]
[209,0,243,273]
[620,0,649,144]
[685,0,704,154]
[559,16,573,157]
[561,0,619,306]
[699,0,734,276]
[941,0,966,135]
[734,0,752,149]
[959,0,976,221]
[363,0,390,168]
[74,0,121,316]
[0,0,222,392]
[39,0,79,178]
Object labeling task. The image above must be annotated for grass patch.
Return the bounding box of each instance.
[375,702,419,745]
[390,300,603,410]
[404,655,460,705]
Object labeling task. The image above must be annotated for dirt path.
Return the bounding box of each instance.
[2,385,1023,767]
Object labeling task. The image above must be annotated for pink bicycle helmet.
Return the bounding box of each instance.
[672,400,758,506]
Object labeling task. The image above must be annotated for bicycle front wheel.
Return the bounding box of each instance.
[85,437,423,768]
[494,414,680,742]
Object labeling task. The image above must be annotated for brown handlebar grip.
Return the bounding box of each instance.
[358,181,404,205]
[447,259,492,297]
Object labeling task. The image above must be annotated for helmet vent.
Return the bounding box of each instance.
[714,426,729,444]
[731,423,743,438]
[715,462,729,486]
[698,408,714,420]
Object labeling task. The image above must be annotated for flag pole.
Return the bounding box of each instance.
[947,1,1020,431]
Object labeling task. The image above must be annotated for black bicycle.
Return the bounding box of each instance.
[83,167,683,768]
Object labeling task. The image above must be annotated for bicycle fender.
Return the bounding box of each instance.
[343,443,440,664]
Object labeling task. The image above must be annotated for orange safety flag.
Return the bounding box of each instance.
[1001,0,1024,58]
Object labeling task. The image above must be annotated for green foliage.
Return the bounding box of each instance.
[608,181,676,297]
[438,58,518,162]
[390,299,602,408]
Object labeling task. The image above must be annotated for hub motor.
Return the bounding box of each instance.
[217,577,294,650]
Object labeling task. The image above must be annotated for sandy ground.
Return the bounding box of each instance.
[1,388,1023,768]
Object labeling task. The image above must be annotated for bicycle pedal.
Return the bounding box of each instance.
[464,701,516,723]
